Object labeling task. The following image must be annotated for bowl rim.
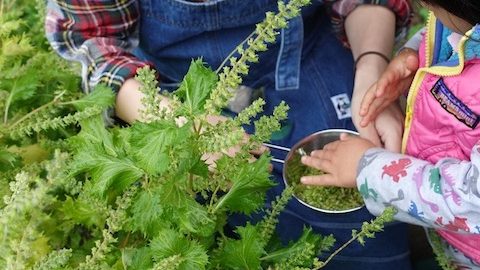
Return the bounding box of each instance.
[282,128,365,214]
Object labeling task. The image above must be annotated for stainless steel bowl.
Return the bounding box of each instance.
[283,129,364,214]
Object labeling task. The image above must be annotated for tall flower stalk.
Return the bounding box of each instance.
[205,0,311,114]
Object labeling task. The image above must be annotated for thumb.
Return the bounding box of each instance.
[405,54,419,74]
[339,132,354,141]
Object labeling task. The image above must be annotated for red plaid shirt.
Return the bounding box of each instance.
[46,0,411,92]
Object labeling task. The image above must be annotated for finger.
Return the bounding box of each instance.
[309,148,333,160]
[360,99,389,127]
[250,144,268,156]
[375,64,401,97]
[300,174,337,186]
[202,152,222,170]
[322,140,341,151]
[374,78,389,98]
[359,84,378,116]
[301,155,334,172]
[405,54,419,73]
[224,145,241,157]
[339,132,354,141]
[309,149,324,158]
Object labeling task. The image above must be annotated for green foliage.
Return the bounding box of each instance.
[352,206,397,246]
[34,249,72,270]
[266,228,331,269]
[214,154,275,214]
[150,228,209,270]
[0,1,401,270]
[312,207,397,269]
[175,59,218,116]
[129,121,192,175]
[0,147,20,170]
[428,230,456,270]
[216,224,265,269]
[205,0,311,114]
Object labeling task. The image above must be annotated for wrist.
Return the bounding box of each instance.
[356,147,381,178]
[396,47,417,56]
[354,53,390,74]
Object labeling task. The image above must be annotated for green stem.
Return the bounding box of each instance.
[313,234,360,269]
[213,187,231,213]
[7,91,65,130]
[208,184,221,211]
[193,120,203,136]
[260,248,297,262]
[187,173,194,197]
[13,215,34,269]
[3,81,16,124]
[119,232,130,249]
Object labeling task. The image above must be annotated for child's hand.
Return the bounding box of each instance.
[300,134,376,188]
[359,48,419,127]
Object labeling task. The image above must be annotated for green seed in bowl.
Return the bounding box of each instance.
[285,153,363,211]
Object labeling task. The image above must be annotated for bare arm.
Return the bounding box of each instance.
[346,4,395,128]
[345,5,405,151]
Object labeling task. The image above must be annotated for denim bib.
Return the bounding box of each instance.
[136,0,309,91]
[134,1,411,269]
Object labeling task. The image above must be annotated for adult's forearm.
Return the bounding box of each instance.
[345,5,396,67]
[345,5,396,123]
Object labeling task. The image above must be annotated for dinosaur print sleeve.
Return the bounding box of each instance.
[356,147,480,234]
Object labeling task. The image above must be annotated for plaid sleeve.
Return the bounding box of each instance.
[45,0,150,93]
[325,0,412,47]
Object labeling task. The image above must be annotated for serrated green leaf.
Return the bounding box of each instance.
[0,148,20,170]
[216,223,264,270]
[262,227,326,266]
[189,158,209,178]
[70,116,117,156]
[150,228,208,270]
[178,198,216,237]
[2,71,39,114]
[2,35,34,57]
[174,141,208,178]
[72,84,115,111]
[68,117,143,195]
[129,120,191,175]
[174,59,217,115]
[127,189,165,237]
[122,247,154,270]
[159,178,216,236]
[215,154,275,214]
[69,150,143,196]
[61,196,107,228]
[0,20,21,37]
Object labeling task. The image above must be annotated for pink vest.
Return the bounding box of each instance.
[403,15,480,263]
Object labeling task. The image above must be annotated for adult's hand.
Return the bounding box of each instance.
[359,48,419,127]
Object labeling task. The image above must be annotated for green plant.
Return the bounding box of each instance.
[0,0,398,269]
[428,230,456,270]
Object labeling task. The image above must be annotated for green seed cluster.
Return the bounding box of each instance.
[285,154,363,211]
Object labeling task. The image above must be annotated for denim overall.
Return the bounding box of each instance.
[135,1,411,269]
